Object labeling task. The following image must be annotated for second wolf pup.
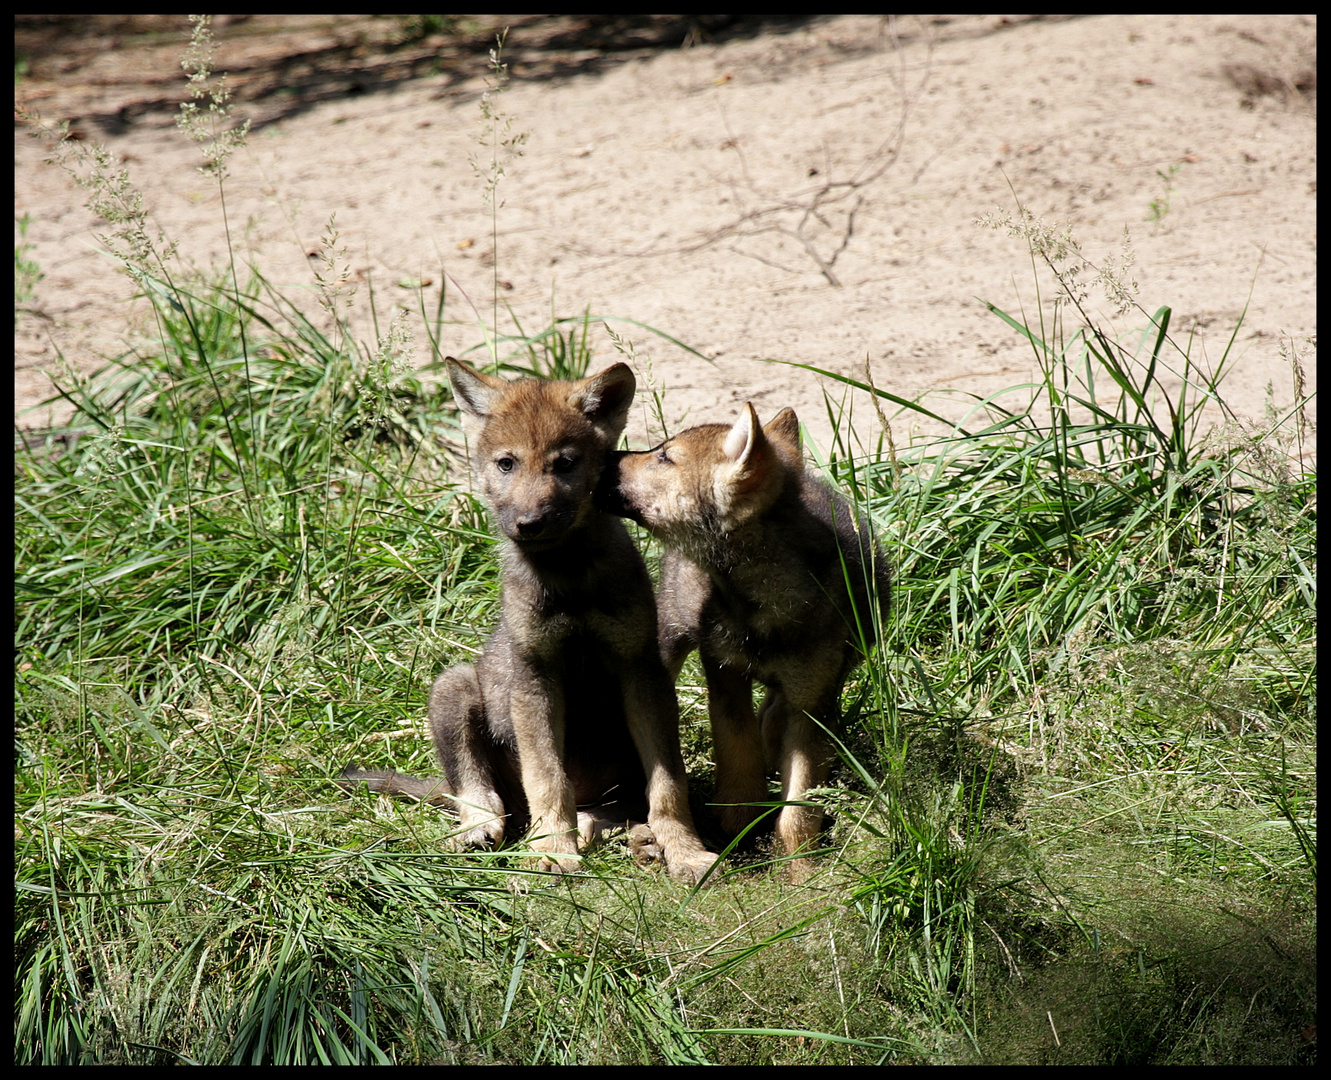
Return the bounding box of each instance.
[599,403,890,877]
[347,358,717,884]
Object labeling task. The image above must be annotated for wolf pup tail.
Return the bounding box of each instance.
[337,766,453,806]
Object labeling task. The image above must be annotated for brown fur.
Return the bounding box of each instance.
[598,403,890,879]
[344,358,717,884]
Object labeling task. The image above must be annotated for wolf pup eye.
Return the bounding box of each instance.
[654,446,673,465]
[496,456,515,473]
[552,454,577,474]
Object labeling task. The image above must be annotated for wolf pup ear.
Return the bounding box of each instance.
[569,362,636,437]
[763,407,802,465]
[446,357,503,421]
[722,402,760,464]
[723,403,784,493]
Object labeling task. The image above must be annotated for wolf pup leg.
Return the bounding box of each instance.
[702,656,770,840]
[428,661,513,853]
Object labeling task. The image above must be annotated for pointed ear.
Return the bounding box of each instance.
[763,407,802,465]
[569,362,636,438]
[722,402,761,465]
[723,403,783,493]
[446,357,503,421]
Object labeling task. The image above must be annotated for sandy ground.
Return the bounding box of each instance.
[14,14,1317,458]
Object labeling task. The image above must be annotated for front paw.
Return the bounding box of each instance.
[532,854,581,876]
[454,795,506,850]
[529,827,581,875]
[668,848,722,887]
[455,819,505,850]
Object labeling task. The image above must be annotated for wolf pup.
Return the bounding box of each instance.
[599,403,890,878]
[345,358,717,885]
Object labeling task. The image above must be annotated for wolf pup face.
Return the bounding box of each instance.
[600,403,801,551]
[449,357,635,550]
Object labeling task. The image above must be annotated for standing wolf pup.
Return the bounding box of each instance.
[345,358,717,884]
[599,403,890,879]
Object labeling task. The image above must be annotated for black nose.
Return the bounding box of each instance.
[514,513,549,539]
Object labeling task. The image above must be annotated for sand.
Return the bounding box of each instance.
[14,14,1316,457]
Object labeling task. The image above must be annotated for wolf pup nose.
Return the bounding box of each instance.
[346,357,718,886]
[513,508,556,542]
[601,401,891,881]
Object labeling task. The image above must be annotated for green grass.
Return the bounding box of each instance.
[14,25,1316,1066]
[15,212,43,324]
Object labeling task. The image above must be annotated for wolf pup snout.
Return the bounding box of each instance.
[594,448,640,522]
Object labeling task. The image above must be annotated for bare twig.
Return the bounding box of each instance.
[581,16,934,287]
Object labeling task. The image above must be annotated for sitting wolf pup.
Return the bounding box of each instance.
[344,357,717,885]
[598,403,890,879]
